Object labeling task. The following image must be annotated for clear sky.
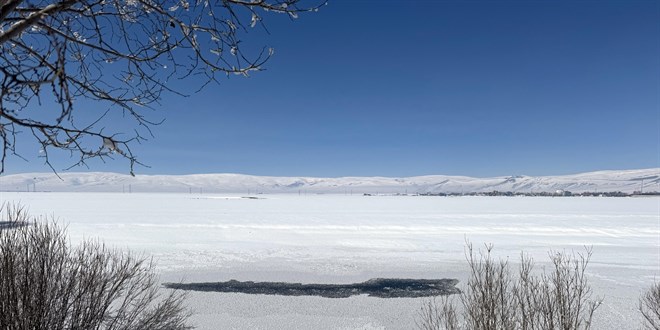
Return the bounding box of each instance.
[7,0,660,177]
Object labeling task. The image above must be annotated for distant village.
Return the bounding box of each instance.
[391,190,660,197]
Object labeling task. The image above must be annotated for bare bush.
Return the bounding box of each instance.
[417,296,459,330]
[640,282,660,329]
[462,244,517,330]
[418,243,601,330]
[0,203,29,229]
[0,204,190,329]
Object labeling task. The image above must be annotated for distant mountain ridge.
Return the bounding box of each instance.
[1,169,658,194]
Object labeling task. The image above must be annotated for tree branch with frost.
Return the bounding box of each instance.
[0,0,326,174]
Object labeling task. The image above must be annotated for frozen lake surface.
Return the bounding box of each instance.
[2,192,658,329]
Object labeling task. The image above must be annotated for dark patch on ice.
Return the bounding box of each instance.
[0,221,29,230]
[163,278,460,298]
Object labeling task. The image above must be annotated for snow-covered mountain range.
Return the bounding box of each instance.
[1,169,658,194]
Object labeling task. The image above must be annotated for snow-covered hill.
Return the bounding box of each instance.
[1,169,658,194]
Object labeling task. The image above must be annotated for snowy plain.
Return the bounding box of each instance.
[1,192,658,329]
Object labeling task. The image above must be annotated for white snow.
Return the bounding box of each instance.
[1,168,658,194]
[0,192,657,329]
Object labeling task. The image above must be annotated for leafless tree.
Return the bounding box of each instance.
[0,0,324,174]
[418,243,601,330]
[640,282,660,329]
[0,203,191,329]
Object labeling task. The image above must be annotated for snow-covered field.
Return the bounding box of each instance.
[1,192,658,329]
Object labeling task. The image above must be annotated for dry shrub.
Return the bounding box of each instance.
[417,296,460,330]
[0,204,190,329]
[640,282,660,329]
[419,243,601,330]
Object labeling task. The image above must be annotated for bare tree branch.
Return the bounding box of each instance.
[0,0,326,175]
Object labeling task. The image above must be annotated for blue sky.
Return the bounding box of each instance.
[8,0,660,177]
